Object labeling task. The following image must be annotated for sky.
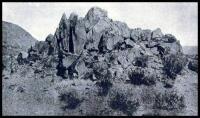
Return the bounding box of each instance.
[2,2,198,46]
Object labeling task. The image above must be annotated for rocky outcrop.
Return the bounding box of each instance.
[22,7,188,86]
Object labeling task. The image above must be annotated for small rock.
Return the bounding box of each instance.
[4,77,9,79]
[16,86,25,93]
[8,84,16,90]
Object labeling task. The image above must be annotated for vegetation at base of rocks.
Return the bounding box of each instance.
[162,53,187,79]
[58,92,83,110]
[128,69,156,86]
[56,63,67,78]
[153,91,185,111]
[92,61,113,96]
[109,92,140,116]
[134,55,148,68]
[96,79,113,96]
[17,53,25,65]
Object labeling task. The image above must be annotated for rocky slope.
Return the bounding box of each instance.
[2,7,198,116]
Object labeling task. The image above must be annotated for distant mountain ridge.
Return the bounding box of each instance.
[2,21,37,55]
[182,46,198,55]
[2,21,37,69]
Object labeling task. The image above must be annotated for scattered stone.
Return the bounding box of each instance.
[4,77,9,79]
[59,92,83,110]
[16,86,25,93]
[153,90,185,111]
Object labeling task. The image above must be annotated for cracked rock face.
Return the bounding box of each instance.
[2,7,198,116]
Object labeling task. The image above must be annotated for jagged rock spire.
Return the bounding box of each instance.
[60,13,67,23]
[85,7,108,20]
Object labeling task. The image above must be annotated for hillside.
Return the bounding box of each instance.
[2,21,37,70]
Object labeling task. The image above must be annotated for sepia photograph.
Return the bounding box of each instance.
[2,2,198,116]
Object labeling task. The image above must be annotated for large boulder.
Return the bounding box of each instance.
[85,18,111,51]
[130,28,143,42]
[188,59,198,72]
[162,53,187,79]
[113,21,131,39]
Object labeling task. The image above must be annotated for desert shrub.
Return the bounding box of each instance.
[56,51,67,78]
[96,79,112,96]
[142,112,161,116]
[153,91,185,111]
[98,35,107,54]
[109,92,140,116]
[128,69,144,85]
[56,63,67,78]
[94,66,113,96]
[163,53,187,79]
[47,44,54,55]
[128,69,156,86]
[143,74,156,86]
[17,53,23,65]
[134,55,148,68]
[58,92,83,110]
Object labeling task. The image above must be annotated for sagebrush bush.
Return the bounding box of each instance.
[134,55,148,68]
[109,92,140,116]
[96,79,112,96]
[153,91,185,111]
[163,53,187,79]
[128,69,156,86]
[58,92,83,110]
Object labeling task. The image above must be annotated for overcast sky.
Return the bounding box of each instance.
[2,2,198,46]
